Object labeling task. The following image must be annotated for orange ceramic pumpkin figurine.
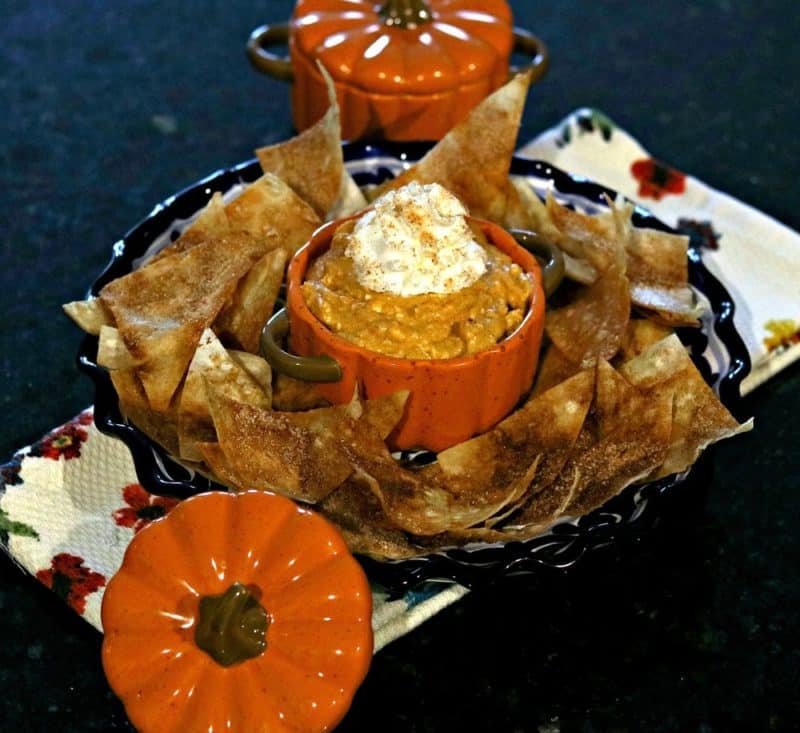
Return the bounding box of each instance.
[247,0,548,140]
[102,491,373,733]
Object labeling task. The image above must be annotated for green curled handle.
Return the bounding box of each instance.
[260,308,343,382]
[246,23,294,82]
[510,28,550,83]
[509,229,565,298]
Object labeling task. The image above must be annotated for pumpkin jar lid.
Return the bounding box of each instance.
[101,490,373,733]
[291,0,514,95]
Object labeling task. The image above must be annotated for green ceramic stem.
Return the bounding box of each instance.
[195,583,269,667]
[379,0,433,28]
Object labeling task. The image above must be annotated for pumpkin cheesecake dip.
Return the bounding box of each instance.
[301,182,533,359]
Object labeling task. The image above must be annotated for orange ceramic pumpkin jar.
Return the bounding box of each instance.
[261,214,553,452]
[102,491,373,733]
[247,0,549,140]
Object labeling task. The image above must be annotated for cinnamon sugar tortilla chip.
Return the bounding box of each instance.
[545,255,631,367]
[376,72,531,222]
[506,419,595,530]
[620,334,753,478]
[342,374,592,536]
[63,298,113,336]
[509,360,673,527]
[483,369,596,527]
[228,350,272,398]
[177,329,271,462]
[271,374,330,411]
[632,289,704,328]
[531,341,581,397]
[197,441,246,490]
[224,174,320,254]
[361,390,412,440]
[438,369,594,501]
[621,219,703,326]
[351,453,540,536]
[152,192,231,262]
[96,325,141,370]
[206,390,408,503]
[545,193,620,273]
[189,190,230,237]
[505,179,599,284]
[319,477,420,560]
[110,369,181,456]
[206,390,355,502]
[255,68,362,219]
[563,362,674,517]
[214,247,288,353]
[616,318,674,363]
[100,232,268,411]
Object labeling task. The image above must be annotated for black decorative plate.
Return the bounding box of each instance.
[77,142,751,594]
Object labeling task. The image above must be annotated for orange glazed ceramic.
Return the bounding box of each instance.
[247,0,549,141]
[101,491,373,733]
[284,216,545,452]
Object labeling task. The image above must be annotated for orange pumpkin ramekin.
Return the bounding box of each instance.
[275,215,545,452]
[102,491,373,733]
[246,1,549,141]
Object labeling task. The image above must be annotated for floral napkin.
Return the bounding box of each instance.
[519,108,800,394]
[2,108,798,649]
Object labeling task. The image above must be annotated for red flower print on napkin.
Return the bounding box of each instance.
[113,483,180,534]
[36,553,106,615]
[630,157,686,200]
[28,412,93,461]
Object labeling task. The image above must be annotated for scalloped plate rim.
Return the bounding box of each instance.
[76,141,752,593]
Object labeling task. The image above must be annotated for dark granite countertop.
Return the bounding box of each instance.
[1,2,799,730]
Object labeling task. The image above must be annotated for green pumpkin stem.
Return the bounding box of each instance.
[195,583,269,667]
[379,0,433,29]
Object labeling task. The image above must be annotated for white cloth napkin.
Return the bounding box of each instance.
[519,108,800,394]
[2,108,798,648]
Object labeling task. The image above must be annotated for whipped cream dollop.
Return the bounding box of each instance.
[345,182,488,296]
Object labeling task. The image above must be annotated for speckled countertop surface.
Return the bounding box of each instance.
[1,1,799,730]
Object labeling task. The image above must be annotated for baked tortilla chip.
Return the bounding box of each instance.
[271,374,330,411]
[623,222,703,326]
[63,298,113,335]
[110,368,181,457]
[504,179,599,284]
[545,252,631,367]
[620,334,753,478]
[508,360,672,527]
[197,441,246,490]
[531,341,581,397]
[505,420,595,531]
[224,174,320,254]
[254,68,365,219]
[377,72,532,222]
[206,391,354,502]
[228,350,272,399]
[214,247,288,353]
[319,477,420,560]
[545,193,621,273]
[96,325,141,370]
[563,361,674,516]
[361,390,412,441]
[438,369,594,503]
[616,317,675,363]
[99,232,268,411]
[152,192,231,262]
[206,390,408,503]
[177,329,271,462]
[343,381,589,536]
